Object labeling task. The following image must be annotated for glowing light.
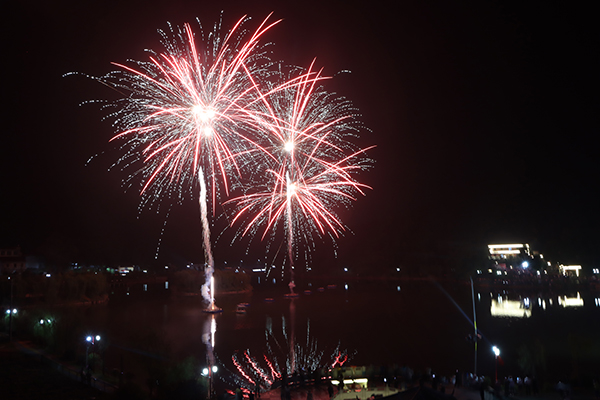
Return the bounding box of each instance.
[488,244,524,249]
[192,105,216,122]
[492,346,500,356]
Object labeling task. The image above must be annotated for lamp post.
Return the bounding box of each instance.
[8,276,14,342]
[85,335,101,372]
[6,308,17,342]
[492,346,500,383]
[202,365,218,399]
[470,277,478,376]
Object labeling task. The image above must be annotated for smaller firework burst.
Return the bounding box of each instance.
[226,64,374,278]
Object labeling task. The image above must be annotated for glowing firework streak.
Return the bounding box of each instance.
[245,351,273,386]
[232,354,256,386]
[331,352,348,368]
[264,355,281,380]
[199,168,215,301]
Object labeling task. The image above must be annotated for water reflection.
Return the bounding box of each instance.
[484,289,592,318]
[490,298,532,318]
[558,292,584,307]
[41,278,598,395]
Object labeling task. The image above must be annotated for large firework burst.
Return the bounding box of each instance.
[68,15,282,305]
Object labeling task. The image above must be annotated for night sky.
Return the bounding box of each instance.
[3,1,599,270]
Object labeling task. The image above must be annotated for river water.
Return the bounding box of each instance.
[43,277,600,390]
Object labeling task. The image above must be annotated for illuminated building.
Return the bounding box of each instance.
[487,243,534,272]
[0,246,26,274]
[559,264,582,277]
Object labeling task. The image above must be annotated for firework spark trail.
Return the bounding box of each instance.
[232,355,256,386]
[199,168,216,302]
[245,351,273,386]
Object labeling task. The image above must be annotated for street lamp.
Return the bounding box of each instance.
[492,346,500,383]
[202,365,218,399]
[6,308,17,342]
[85,335,101,374]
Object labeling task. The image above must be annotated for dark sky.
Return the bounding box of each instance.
[3,1,599,270]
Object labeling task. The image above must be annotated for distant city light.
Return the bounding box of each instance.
[492,346,500,357]
[522,261,529,268]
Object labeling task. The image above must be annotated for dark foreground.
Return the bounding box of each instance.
[1,340,596,400]
[0,342,111,400]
